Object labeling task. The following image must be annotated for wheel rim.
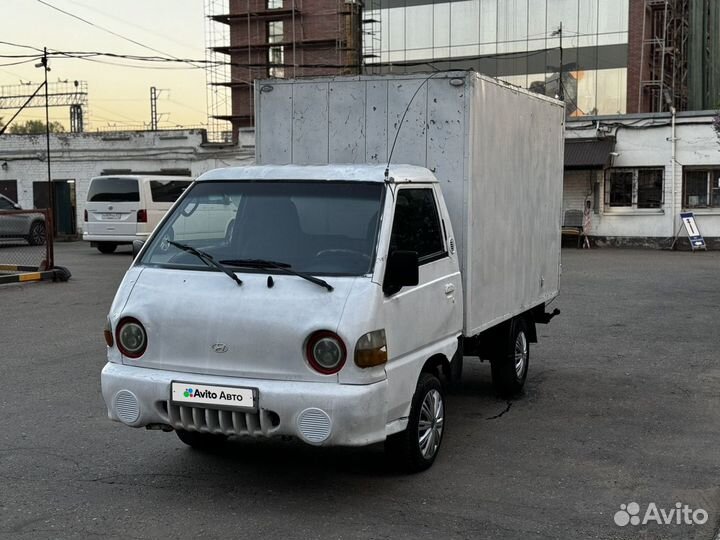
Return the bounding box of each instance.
[417,388,444,459]
[32,224,45,245]
[514,331,528,378]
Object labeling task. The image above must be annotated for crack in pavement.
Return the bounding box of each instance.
[486,401,512,420]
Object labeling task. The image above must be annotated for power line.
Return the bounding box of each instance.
[36,0,187,60]
[61,0,204,57]
[35,0,209,72]
[0,58,40,67]
[0,40,44,52]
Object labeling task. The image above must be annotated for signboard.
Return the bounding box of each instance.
[680,212,706,251]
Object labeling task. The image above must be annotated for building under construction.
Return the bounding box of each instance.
[628,0,720,113]
[204,0,364,138]
[203,0,720,139]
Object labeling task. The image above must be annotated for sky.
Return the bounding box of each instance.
[1,0,210,131]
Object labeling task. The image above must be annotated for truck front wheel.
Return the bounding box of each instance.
[385,372,445,473]
[490,318,530,396]
[175,430,227,450]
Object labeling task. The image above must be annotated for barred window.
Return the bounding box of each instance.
[605,168,664,210]
[684,170,720,209]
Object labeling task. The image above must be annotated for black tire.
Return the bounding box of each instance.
[175,429,227,450]
[490,318,530,397]
[97,242,117,254]
[27,221,46,246]
[385,372,445,473]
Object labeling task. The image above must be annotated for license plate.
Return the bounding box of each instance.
[102,213,122,220]
[171,381,256,410]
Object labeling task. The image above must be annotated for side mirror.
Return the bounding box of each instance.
[13,203,21,210]
[383,250,419,296]
[132,239,145,259]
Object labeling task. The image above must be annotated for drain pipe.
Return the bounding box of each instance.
[669,106,677,240]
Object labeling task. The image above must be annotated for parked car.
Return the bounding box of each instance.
[83,175,192,253]
[0,194,47,246]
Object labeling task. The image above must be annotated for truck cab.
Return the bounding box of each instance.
[102,165,463,471]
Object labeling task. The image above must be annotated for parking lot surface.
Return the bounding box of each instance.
[1,243,718,539]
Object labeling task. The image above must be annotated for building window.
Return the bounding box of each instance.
[267,21,284,78]
[683,169,720,208]
[637,169,664,208]
[267,20,283,43]
[606,170,633,207]
[605,168,664,209]
[267,0,282,9]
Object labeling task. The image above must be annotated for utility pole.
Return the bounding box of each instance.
[150,86,158,130]
[552,22,564,102]
[36,47,54,258]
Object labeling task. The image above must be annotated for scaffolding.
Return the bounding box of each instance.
[204,0,234,142]
[361,0,382,73]
[338,0,363,74]
[638,0,689,113]
[204,0,365,132]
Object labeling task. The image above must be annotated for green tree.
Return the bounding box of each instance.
[8,120,66,134]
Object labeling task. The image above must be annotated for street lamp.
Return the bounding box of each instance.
[35,47,54,261]
[551,23,564,102]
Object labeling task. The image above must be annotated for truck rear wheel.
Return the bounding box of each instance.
[97,242,117,254]
[176,429,227,450]
[490,318,530,396]
[385,372,445,473]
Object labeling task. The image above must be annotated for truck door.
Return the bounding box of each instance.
[382,185,462,422]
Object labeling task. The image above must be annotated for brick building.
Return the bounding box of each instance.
[208,0,362,133]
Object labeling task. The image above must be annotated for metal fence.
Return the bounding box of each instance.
[0,209,67,285]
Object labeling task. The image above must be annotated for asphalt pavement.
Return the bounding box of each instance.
[0,243,718,539]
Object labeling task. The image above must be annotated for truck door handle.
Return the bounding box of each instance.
[445,283,455,295]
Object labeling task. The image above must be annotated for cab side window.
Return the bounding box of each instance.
[389,188,445,264]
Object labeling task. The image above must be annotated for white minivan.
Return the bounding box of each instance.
[83,175,192,253]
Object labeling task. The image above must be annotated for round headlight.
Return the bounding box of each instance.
[306,331,346,374]
[116,317,147,358]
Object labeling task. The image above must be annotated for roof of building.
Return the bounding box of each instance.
[197,164,438,183]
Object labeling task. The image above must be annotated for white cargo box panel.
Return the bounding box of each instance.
[255,71,564,336]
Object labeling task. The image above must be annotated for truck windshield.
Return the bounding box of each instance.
[140,180,384,276]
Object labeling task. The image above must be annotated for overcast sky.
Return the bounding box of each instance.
[1,0,209,131]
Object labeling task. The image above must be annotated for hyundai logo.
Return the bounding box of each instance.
[211,343,228,353]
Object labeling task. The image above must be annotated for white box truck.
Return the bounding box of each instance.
[101,71,563,472]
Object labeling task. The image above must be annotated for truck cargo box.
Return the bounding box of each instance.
[255,71,564,337]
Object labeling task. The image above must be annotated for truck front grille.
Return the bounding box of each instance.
[167,402,280,437]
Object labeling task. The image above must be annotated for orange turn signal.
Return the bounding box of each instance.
[104,318,114,348]
[354,329,387,368]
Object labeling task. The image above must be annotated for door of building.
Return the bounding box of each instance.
[33,180,77,237]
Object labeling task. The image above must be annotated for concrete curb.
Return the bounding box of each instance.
[0,266,71,285]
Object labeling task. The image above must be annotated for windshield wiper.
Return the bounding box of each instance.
[168,240,243,287]
[219,258,333,292]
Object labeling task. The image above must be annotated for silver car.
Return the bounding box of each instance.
[0,194,47,246]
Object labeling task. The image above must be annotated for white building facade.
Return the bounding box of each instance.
[565,111,720,249]
[0,129,253,237]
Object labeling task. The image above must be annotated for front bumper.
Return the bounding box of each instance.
[101,362,389,447]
